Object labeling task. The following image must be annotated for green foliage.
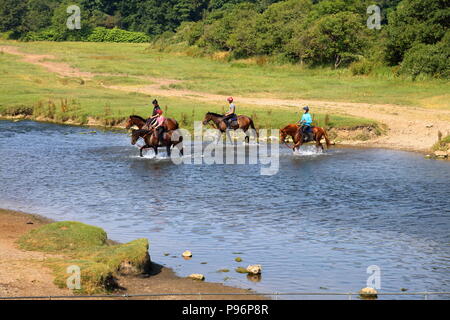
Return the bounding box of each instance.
[350,59,375,75]
[384,0,450,65]
[87,27,150,42]
[0,0,28,38]
[292,11,368,67]
[399,33,450,79]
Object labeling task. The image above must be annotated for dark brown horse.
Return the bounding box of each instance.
[131,128,183,157]
[280,124,331,152]
[202,112,258,143]
[125,115,179,131]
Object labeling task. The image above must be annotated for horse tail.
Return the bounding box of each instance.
[249,118,259,138]
[323,128,331,148]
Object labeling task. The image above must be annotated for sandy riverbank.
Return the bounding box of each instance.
[0,208,266,300]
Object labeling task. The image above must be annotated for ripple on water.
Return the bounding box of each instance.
[0,120,449,298]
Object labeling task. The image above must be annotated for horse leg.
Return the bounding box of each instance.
[153,146,158,156]
[215,130,222,145]
[226,129,233,145]
[244,130,250,144]
[166,145,171,157]
[140,144,150,157]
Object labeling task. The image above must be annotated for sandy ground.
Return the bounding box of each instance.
[0,208,265,300]
[1,45,449,152]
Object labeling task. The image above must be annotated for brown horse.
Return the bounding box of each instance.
[125,115,179,131]
[280,124,331,152]
[131,128,183,157]
[202,112,258,143]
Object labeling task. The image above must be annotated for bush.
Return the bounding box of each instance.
[3,105,33,116]
[87,27,150,43]
[350,59,375,75]
[22,28,58,41]
[399,37,450,79]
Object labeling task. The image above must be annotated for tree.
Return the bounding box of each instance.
[0,0,29,37]
[293,11,369,68]
[384,0,450,65]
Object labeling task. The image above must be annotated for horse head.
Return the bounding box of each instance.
[202,112,212,125]
[125,117,133,129]
[130,129,140,145]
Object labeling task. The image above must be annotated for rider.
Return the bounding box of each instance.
[298,106,313,142]
[145,99,162,128]
[223,97,236,129]
[151,109,166,145]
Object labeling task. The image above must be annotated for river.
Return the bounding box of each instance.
[0,120,449,299]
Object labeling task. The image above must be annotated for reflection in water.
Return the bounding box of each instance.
[0,120,449,299]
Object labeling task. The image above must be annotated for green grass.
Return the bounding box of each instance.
[0,46,381,132]
[432,134,450,152]
[19,221,107,252]
[1,40,448,109]
[18,221,150,294]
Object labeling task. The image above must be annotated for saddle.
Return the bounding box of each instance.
[302,126,315,142]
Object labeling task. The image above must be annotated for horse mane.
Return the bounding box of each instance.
[206,112,223,117]
[130,115,146,122]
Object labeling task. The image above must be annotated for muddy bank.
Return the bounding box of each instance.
[0,208,266,300]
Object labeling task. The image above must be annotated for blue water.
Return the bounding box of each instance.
[0,120,449,299]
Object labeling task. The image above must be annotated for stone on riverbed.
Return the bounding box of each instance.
[246,265,262,275]
[359,287,378,299]
[434,150,448,158]
[182,250,192,258]
[188,274,205,281]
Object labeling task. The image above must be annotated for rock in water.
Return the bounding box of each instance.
[434,150,448,158]
[359,287,378,299]
[182,250,192,258]
[246,265,262,275]
[188,274,205,281]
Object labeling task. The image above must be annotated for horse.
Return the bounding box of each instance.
[125,115,179,131]
[130,128,183,157]
[280,124,331,152]
[202,112,258,144]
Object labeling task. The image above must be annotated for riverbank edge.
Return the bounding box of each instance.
[0,208,267,300]
[1,114,433,155]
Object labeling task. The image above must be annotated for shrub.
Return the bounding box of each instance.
[350,59,375,75]
[399,36,450,79]
[4,105,33,116]
[87,27,150,43]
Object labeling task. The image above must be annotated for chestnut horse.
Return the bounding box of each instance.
[125,115,179,131]
[280,124,331,152]
[131,128,183,157]
[202,112,258,143]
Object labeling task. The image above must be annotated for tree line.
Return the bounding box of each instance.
[0,0,448,78]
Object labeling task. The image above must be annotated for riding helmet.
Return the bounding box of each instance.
[303,106,309,111]
[227,97,234,103]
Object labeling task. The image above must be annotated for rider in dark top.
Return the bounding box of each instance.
[145,99,161,128]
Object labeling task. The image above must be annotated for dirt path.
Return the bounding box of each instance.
[0,209,265,300]
[0,209,70,297]
[2,45,449,152]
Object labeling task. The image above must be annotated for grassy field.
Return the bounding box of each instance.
[0,40,447,133]
[2,40,449,108]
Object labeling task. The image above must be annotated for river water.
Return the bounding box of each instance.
[0,120,449,299]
